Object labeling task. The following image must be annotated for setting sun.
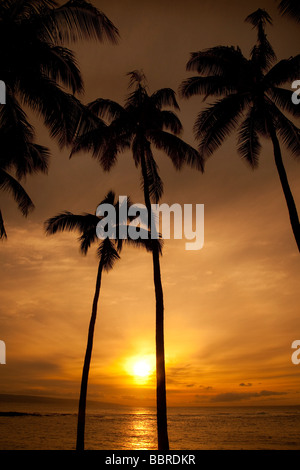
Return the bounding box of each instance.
[133,360,152,378]
[124,355,155,383]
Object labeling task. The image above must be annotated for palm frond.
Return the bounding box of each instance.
[41,0,119,44]
[142,147,164,203]
[37,44,84,94]
[237,108,262,168]
[45,191,115,251]
[45,211,98,236]
[272,105,300,158]
[98,132,131,172]
[5,0,57,20]
[263,56,300,87]
[131,135,143,168]
[0,210,7,240]
[278,0,300,22]
[70,103,108,158]
[179,75,237,99]
[0,168,34,216]
[150,88,180,110]
[18,74,86,147]
[148,129,204,171]
[186,46,248,76]
[71,126,107,158]
[97,238,120,271]
[267,86,300,118]
[193,94,247,159]
[159,110,182,135]
[0,91,35,147]
[0,92,49,177]
[15,143,50,179]
[78,225,98,254]
[87,98,124,122]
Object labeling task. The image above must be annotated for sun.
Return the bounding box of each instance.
[124,355,155,383]
[133,359,152,378]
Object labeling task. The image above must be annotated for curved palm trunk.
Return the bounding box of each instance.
[152,244,169,450]
[268,125,300,252]
[140,146,170,451]
[76,260,103,451]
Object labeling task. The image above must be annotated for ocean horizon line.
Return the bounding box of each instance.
[1,393,300,410]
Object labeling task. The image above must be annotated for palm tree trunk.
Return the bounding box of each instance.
[140,145,170,451]
[269,124,300,252]
[152,244,169,450]
[76,259,103,451]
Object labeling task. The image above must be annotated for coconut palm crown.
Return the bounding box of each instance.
[180,9,300,251]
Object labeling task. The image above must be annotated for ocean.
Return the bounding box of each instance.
[0,397,299,450]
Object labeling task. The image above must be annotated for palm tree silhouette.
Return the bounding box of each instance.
[0,0,118,237]
[277,0,300,22]
[45,190,154,450]
[180,9,300,251]
[71,71,203,450]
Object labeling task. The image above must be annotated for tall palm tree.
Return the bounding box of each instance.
[0,0,119,237]
[180,9,300,251]
[71,71,203,450]
[45,190,154,450]
[277,0,300,22]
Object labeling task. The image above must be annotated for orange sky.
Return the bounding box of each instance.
[0,0,299,408]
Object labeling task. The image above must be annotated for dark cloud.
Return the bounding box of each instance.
[239,383,252,387]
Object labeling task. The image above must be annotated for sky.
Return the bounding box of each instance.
[0,0,299,409]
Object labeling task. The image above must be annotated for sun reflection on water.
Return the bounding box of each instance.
[125,409,156,450]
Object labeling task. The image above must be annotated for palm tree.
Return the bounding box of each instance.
[0,0,119,236]
[45,190,154,450]
[277,0,300,22]
[71,71,203,450]
[180,9,300,251]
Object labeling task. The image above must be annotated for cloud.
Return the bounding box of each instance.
[239,383,252,387]
[211,390,287,403]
